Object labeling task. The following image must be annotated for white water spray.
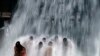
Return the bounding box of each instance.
[0,0,100,56]
[14,35,80,56]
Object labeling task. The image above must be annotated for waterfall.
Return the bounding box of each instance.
[0,0,100,56]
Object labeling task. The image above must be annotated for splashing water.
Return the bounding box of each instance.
[14,35,80,56]
[0,0,100,56]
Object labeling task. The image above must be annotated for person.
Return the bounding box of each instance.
[54,35,58,42]
[44,41,53,56]
[38,41,43,49]
[42,37,46,42]
[29,36,33,40]
[14,41,26,56]
[63,38,68,46]
[62,38,68,56]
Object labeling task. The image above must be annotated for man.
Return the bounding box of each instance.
[63,38,68,46]
[62,38,68,56]
[44,41,53,56]
[14,41,26,56]
[42,37,46,42]
[29,36,33,40]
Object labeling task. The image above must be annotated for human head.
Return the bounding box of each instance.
[42,37,46,42]
[63,38,68,46]
[29,36,33,40]
[38,41,43,48]
[48,41,53,46]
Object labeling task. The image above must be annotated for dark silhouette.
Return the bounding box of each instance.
[63,38,68,46]
[42,37,46,42]
[29,36,33,40]
[14,41,26,56]
[38,41,43,49]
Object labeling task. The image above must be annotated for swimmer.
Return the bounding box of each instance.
[42,37,46,42]
[38,41,43,49]
[14,41,26,56]
[29,36,33,40]
[63,38,68,46]
[44,41,53,56]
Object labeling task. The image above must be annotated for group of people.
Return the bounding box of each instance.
[14,36,68,56]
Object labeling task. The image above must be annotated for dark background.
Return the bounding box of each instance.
[0,0,18,28]
[0,0,18,47]
[0,0,17,12]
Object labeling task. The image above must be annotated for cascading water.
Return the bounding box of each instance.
[0,0,100,56]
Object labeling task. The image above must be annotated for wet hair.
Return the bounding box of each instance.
[15,41,26,56]
[16,41,20,46]
[38,41,43,48]
[42,37,46,42]
[15,41,24,51]
[63,38,67,42]
[63,38,68,46]
[48,41,53,46]
[29,36,33,40]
